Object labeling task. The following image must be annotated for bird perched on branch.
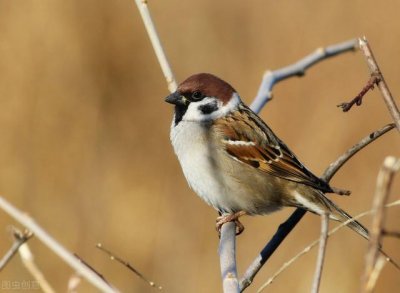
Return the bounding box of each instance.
[165,73,368,238]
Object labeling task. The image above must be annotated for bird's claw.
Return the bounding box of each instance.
[216,211,246,236]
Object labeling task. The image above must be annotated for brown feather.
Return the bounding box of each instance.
[213,104,333,193]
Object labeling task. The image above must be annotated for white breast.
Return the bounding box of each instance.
[171,120,240,212]
[170,119,285,215]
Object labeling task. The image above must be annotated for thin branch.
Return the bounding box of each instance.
[256,199,400,292]
[239,209,306,291]
[134,0,177,93]
[359,37,400,131]
[19,242,55,293]
[364,255,386,292]
[250,39,358,112]
[218,222,240,293]
[0,227,33,271]
[382,230,400,238]
[362,156,400,293]
[337,74,381,112]
[322,123,395,181]
[96,243,162,290]
[311,213,329,293]
[0,196,117,293]
[73,253,110,286]
[239,123,395,291]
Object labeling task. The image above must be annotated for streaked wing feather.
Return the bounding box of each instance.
[214,105,332,193]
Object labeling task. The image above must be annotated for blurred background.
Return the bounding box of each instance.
[0,0,400,292]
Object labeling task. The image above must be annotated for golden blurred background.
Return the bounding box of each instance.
[0,0,400,292]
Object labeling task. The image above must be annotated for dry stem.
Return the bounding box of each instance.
[19,243,55,293]
[256,199,400,292]
[96,243,162,290]
[134,0,177,93]
[322,123,395,181]
[359,37,400,131]
[311,213,329,293]
[0,227,33,271]
[362,156,400,292]
[73,253,110,286]
[0,196,117,293]
[337,74,381,112]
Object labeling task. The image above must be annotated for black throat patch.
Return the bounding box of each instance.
[174,105,188,126]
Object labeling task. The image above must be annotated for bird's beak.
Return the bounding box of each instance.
[165,92,188,106]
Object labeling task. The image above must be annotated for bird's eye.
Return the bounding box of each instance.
[191,91,202,100]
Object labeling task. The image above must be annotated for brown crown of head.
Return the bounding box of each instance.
[177,73,236,104]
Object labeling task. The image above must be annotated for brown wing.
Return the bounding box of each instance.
[213,104,333,193]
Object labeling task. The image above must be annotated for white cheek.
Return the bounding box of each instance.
[182,93,241,122]
[182,98,219,121]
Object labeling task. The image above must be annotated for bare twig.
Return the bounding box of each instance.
[239,209,306,291]
[359,37,400,131]
[322,123,395,181]
[239,123,395,291]
[362,156,400,293]
[0,196,117,293]
[250,39,358,112]
[337,74,381,112]
[19,243,55,293]
[96,243,162,290]
[134,0,177,93]
[311,213,329,293]
[219,222,240,293]
[382,230,400,238]
[364,255,386,292]
[73,253,110,285]
[256,199,400,292]
[0,227,33,271]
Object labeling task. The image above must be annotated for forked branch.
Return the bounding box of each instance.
[359,38,400,131]
[250,39,357,112]
[0,197,117,293]
[338,38,400,131]
[0,227,33,271]
[337,73,380,112]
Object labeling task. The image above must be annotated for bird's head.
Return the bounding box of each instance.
[165,73,241,125]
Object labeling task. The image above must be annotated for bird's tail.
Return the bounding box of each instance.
[295,189,400,270]
[322,195,400,270]
[307,192,400,271]
[307,191,369,240]
[325,197,369,240]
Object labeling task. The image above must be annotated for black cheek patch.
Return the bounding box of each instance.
[199,101,218,115]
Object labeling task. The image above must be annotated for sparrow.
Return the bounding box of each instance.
[165,73,368,238]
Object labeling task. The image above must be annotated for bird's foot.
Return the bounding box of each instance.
[216,211,247,236]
